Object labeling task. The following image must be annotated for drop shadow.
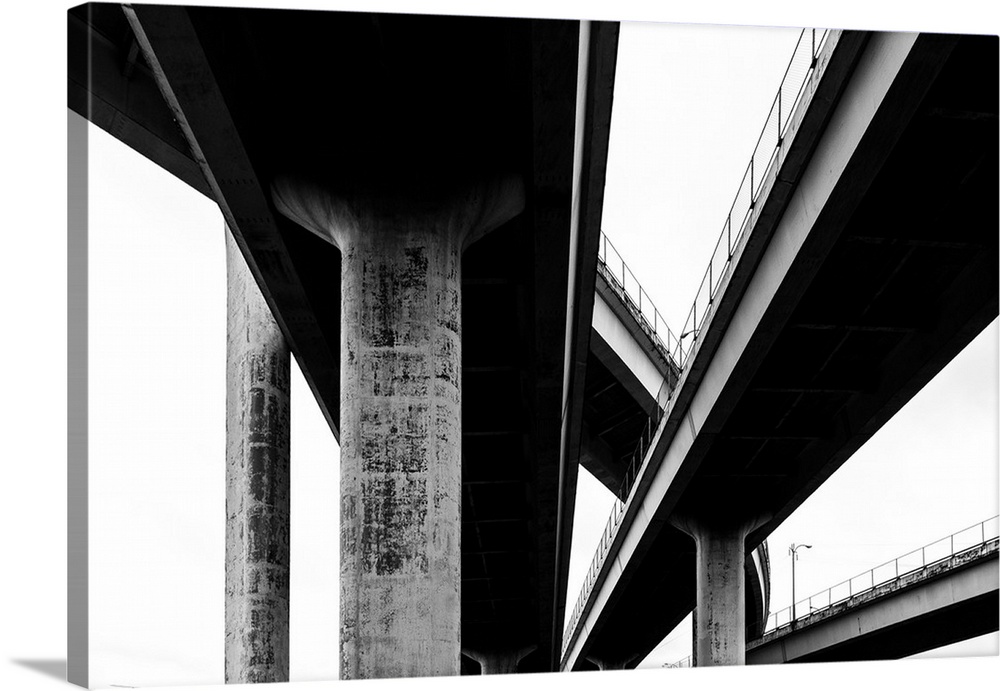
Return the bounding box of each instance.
[10,658,66,682]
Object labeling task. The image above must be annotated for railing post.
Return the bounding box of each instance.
[727,216,732,258]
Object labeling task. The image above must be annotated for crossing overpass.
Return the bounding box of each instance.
[561,28,997,670]
[748,518,999,663]
[69,3,997,681]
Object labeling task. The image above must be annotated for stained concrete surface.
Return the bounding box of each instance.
[225,227,291,683]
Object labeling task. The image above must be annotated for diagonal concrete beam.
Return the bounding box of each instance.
[122,3,341,439]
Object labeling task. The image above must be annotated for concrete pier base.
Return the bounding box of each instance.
[224,226,291,683]
[273,175,523,679]
[671,514,767,667]
[585,653,634,671]
[464,644,536,674]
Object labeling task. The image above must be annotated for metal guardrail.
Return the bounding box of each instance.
[664,655,692,669]
[675,29,828,365]
[759,516,1000,634]
[562,27,833,661]
[596,234,681,367]
[562,375,672,654]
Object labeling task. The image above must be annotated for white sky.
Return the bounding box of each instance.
[75,3,997,688]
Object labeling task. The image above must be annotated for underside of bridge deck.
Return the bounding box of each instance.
[563,30,997,671]
[683,33,999,539]
[70,3,619,674]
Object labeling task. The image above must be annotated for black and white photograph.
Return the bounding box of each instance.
[1,1,998,690]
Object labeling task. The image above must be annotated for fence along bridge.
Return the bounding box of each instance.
[747,517,1000,663]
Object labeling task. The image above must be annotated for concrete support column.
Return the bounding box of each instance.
[463,644,536,675]
[225,226,291,683]
[272,175,523,679]
[671,514,767,667]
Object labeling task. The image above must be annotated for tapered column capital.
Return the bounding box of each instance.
[270,172,524,252]
[670,510,771,543]
[462,644,537,675]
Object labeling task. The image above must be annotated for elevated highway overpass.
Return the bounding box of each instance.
[68,4,997,681]
[561,28,998,670]
[748,518,999,663]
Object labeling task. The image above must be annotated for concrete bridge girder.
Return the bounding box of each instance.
[748,547,1000,663]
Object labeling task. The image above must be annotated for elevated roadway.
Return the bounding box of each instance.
[562,29,998,670]
[69,5,998,676]
[748,525,999,663]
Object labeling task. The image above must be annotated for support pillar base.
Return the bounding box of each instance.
[671,512,769,667]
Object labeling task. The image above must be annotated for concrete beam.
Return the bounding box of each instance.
[591,291,666,412]
[68,7,210,197]
[551,19,620,666]
[123,4,342,439]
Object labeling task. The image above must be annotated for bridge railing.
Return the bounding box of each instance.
[563,27,833,661]
[677,28,828,365]
[597,232,681,366]
[563,374,673,653]
[759,515,1000,634]
[664,655,692,669]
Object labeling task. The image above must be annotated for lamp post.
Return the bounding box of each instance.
[789,543,812,623]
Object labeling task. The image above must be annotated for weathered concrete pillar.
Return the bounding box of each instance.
[671,514,768,667]
[272,175,523,679]
[463,644,536,674]
[225,226,291,683]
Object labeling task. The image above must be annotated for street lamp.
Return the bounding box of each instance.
[789,543,812,622]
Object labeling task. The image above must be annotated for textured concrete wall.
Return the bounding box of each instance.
[225,227,291,683]
[338,223,463,678]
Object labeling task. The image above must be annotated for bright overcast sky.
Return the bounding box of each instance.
[70,1,998,688]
